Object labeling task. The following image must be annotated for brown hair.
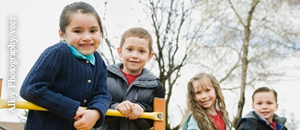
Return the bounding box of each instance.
[59,2,103,35]
[120,27,153,53]
[186,73,232,129]
[252,86,278,103]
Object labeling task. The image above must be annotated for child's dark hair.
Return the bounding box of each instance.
[59,1,103,35]
[252,86,278,102]
[120,27,153,53]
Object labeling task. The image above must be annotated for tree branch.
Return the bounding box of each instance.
[228,0,246,27]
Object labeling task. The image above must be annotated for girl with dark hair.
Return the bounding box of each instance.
[20,2,111,130]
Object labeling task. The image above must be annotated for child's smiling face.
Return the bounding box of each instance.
[193,78,217,113]
[252,91,279,122]
[117,36,153,75]
[60,13,102,55]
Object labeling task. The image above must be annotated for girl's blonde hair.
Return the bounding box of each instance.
[186,73,232,129]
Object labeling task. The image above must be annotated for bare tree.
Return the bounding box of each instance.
[145,1,191,129]
[227,0,260,126]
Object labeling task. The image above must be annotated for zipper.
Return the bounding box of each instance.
[134,89,139,101]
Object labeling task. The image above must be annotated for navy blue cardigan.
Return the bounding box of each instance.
[20,42,111,130]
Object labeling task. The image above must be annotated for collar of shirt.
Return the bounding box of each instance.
[63,41,95,65]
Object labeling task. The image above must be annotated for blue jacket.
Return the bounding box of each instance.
[182,114,230,130]
[20,42,111,130]
[235,111,287,130]
[95,63,165,130]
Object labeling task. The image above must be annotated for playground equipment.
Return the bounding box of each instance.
[0,79,165,130]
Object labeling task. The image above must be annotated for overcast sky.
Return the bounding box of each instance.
[1,0,300,129]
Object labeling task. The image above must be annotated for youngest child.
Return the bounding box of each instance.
[236,87,287,130]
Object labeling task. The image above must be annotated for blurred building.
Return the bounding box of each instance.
[0,122,24,130]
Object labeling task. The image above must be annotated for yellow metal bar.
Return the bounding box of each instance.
[105,109,162,121]
[0,98,163,121]
[0,98,47,111]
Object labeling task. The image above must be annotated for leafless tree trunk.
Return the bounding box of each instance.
[228,0,260,126]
